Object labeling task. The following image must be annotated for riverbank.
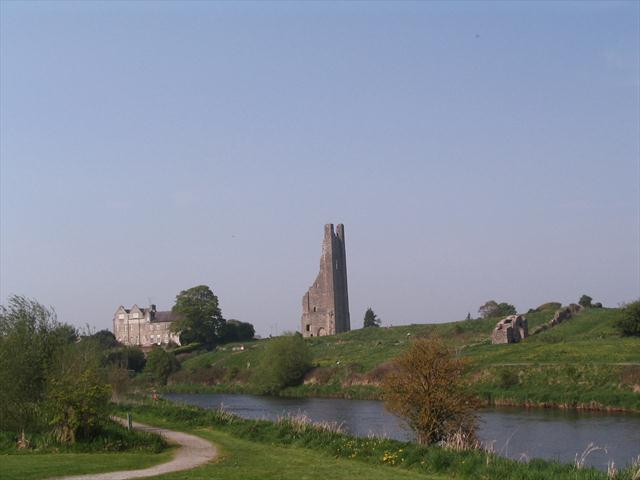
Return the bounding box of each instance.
[157,384,640,413]
[169,306,640,412]
[118,398,639,480]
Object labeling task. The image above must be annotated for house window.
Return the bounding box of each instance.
[306,324,310,332]
[313,306,317,312]
[118,314,124,320]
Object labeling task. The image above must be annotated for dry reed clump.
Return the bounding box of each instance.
[168,366,226,386]
[276,412,344,434]
[365,362,397,384]
[574,442,605,470]
[303,367,336,385]
[213,404,236,424]
[439,429,482,451]
[340,362,397,387]
[620,365,640,391]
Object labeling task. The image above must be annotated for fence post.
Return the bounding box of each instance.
[127,412,132,430]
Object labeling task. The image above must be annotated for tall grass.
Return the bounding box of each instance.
[0,418,167,454]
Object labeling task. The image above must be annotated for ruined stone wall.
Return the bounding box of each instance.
[491,315,528,344]
[301,224,350,337]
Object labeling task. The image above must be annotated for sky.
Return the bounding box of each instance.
[1,1,638,337]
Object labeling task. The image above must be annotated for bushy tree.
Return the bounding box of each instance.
[478,300,516,319]
[497,302,517,317]
[382,338,478,445]
[578,295,593,308]
[478,300,499,318]
[144,347,180,385]
[91,329,119,349]
[616,300,640,337]
[363,307,381,328]
[255,335,311,394]
[0,296,111,441]
[0,296,76,432]
[45,343,111,443]
[171,285,226,348]
[223,319,255,343]
[106,346,146,372]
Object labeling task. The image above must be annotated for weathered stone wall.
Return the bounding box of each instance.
[491,315,528,344]
[301,224,351,337]
[531,303,583,335]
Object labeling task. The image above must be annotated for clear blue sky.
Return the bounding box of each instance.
[1,1,638,336]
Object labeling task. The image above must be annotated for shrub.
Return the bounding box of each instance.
[303,366,337,385]
[498,368,519,388]
[254,335,311,394]
[105,346,146,372]
[382,338,478,445]
[578,295,593,308]
[478,301,516,319]
[363,308,381,328]
[45,343,111,443]
[91,330,119,349]
[222,320,255,343]
[144,347,180,385]
[0,296,77,432]
[616,300,640,337]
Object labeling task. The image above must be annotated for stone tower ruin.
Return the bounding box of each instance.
[301,224,350,337]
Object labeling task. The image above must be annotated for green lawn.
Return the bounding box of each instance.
[0,431,442,480]
[0,451,173,480]
[160,428,445,480]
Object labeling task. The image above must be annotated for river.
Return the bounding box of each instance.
[163,392,640,470]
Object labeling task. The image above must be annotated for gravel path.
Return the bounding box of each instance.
[53,420,218,480]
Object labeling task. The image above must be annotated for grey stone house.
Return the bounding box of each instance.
[113,304,181,348]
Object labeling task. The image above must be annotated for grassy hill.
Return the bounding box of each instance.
[171,306,640,411]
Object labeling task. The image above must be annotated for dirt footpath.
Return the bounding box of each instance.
[53,420,218,480]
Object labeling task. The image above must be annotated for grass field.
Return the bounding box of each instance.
[0,451,173,480]
[173,306,640,410]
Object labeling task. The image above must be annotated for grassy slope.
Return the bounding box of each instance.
[0,451,173,480]
[176,307,640,409]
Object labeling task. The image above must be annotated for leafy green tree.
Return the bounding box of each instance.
[0,296,76,432]
[91,329,119,349]
[171,285,226,348]
[363,307,381,328]
[106,346,146,372]
[578,295,593,308]
[223,319,255,343]
[144,347,180,385]
[382,338,478,445]
[255,335,311,394]
[478,300,516,319]
[496,302,517,317]
[45,343,111,443]
[617,300,640,337]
